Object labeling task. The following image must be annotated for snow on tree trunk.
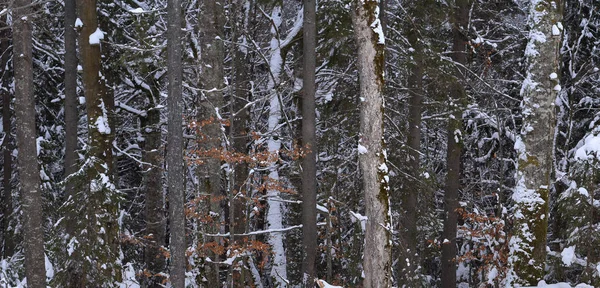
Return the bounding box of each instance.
[13,0,46,286]
[266,5,288,286]
[78,0,122,285]
[351,1,392,287]
[508,0,563,285]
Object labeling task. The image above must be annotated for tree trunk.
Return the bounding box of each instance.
[198,0,225,284]
[398,4,424,286]
[13,0,46,286]
[0,7,14,259]
[441,1,469,287]
[230,0,252,286]
[78,0,121,284]
[509,0,562,285]
[142,96,166,287]
[167,0,185,284]
[301,0,317,286]
[351,1,392,287]
[63,0,81,284]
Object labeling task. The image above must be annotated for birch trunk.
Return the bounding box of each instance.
[509,0,563,285]
[13,0,46,286]
[351,1,392,287]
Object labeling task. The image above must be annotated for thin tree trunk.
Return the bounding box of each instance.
[351,1,392,287]
[13,0,46,286]
[167,0,185,284]
[198,0,225,284]
[64,0,82,285]
[301,0,317,286]
[0,8,14,259]
[440,1,469,288]
[230,0,252,286]
[509,0,562,285]
[142,94,166,287]
[398,5,424,286]
[441,0,470,288]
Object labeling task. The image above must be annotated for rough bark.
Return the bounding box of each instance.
[0,8,14,259]
[301,0,317,286]
[352,1,392,287]
[167,0,185,284]
[13,0,46,286]
[509,0,563,285]
[440,1,469,287]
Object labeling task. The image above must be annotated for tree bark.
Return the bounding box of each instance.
[440,1,469,287]
[509,0,563,285]
[167,0,185,284]
[198,0,225,284]
[351,1,392,287]
[301,0,317,286]
[0,7,14,259]
[13,0,46,286]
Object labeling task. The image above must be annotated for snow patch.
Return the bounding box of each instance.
[357,144,368,155]
[561,245,576,267]
[89,28,104,45]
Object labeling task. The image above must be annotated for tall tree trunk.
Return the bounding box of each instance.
[78,0,121,284]
[509,0,562,285]
[63,0,81,284]
[13,0,46,286]
[198,0,225,284]
[351,1,392,287]
[441,1,469,287]
[167,0,185,284]
[399,4,424,286]
[301,0,317,286]
[0,7,14,259]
